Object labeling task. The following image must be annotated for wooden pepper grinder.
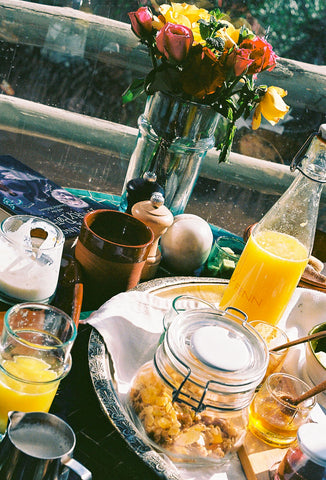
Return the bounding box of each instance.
[132,192,173,280]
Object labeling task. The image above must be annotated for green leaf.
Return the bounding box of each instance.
[206,36,225,52]
[122,78,145,104]
[198,19,211,40]
[215,20,231,31]
[144,65,182,96]
[208,14,219,29]
[238,25,256,43]
[209,8,224,21]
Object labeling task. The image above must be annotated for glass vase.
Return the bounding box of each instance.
[120,91,221,215]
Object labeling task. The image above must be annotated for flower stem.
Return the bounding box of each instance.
[147,42,157,70]
[147,137,171,174]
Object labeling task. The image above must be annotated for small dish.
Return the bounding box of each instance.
[305,322,326,407]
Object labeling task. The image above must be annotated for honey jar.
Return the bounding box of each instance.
[127,307,268,464]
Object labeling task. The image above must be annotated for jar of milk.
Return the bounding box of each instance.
[0,215,64,304]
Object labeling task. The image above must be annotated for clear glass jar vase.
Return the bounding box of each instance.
[120,91,222,215]
[127,307,268,465]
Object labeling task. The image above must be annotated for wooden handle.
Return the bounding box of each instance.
[270,329,326,352]
[292,379,326,405]
[72,283,83,328]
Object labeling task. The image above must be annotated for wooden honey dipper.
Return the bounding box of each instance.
[270,329,326,352]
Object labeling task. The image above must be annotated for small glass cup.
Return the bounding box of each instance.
[250,321,289,383]
[0,215,64,304]
[248,373,315,448]
[0,303,77,433]
[205,236,245,279]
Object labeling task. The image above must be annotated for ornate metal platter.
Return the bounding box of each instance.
[88,280,326,480]
[88,277,229,480]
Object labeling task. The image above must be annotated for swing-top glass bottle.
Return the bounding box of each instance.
[220,124,326,325]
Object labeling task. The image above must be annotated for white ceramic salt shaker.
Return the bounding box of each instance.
[160,213,213,274]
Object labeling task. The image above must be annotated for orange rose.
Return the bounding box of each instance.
[181,45,226,98]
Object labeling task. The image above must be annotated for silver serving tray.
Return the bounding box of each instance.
[88,277,228,480]
[88,281,326,480]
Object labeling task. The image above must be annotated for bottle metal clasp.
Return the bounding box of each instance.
[290,131,326,182]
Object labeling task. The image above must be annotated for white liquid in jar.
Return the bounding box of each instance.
[0,219,63,302]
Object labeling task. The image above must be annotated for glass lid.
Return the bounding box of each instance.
[165,307,268,391]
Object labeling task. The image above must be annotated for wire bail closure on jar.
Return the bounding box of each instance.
[163,294,218,332]
[154,345,222,414]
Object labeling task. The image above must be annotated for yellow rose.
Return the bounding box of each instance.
[152,15,165,31]
[215,23,241,49]
[252,86,290,130]
[159,2,210,43]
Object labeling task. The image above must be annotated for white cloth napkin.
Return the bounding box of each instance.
[88,292,169,394]
[87,287,326,480]
[87,292,221,396]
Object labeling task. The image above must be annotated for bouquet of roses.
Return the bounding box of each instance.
[123,2,289,163]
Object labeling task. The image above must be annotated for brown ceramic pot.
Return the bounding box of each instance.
[75,209,154,309]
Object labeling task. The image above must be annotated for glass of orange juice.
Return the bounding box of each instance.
[0,303,77,433]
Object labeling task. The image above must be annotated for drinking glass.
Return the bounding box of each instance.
[0,303,77,433]
[249,321,289,383]
[205,236,245,279]
[249,373,315,447]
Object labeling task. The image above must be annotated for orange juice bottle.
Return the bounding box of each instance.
[220,230,308,324]
[220,125,326,325]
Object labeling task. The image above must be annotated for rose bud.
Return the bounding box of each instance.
[156,22,194,64]
[128,7,153,39]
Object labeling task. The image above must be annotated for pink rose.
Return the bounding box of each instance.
[156,22,194,64]
[239,37,278,74]
[227,48,254,77]
[128,7,153,39]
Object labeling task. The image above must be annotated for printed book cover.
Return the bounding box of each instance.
[0,155,111,238]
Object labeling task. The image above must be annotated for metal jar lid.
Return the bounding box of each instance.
[154,307,268,412]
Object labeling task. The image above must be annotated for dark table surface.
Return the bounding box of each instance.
[0,251,164,480]
[50,322,162,480]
